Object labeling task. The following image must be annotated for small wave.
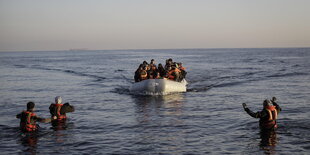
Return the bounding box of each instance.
[187,85,214,92]
[267,72,308,78]
[111,87,131,95]
[14,64,28,69]
[62,69,107,80]
[114,69,125,72]
[214,80,246,88]
[17,65,107,82]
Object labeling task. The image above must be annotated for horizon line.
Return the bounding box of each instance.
[0,46,310,53]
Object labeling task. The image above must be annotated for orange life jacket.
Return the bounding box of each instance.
[180,66,186,71]
[140,70,148,80]
[168,70,175,80]
[262,105,278,129]
[51,104,67,121]
[21,111,37,132]
[149,64,156,70]
[168,68,181,80]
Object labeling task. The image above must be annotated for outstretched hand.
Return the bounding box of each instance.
[242,103,247,109]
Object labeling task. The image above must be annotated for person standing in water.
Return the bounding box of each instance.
[16,102,51,132]
[242,97,281,130]
[49,96,75,122]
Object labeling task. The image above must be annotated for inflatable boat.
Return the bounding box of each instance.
[130,79,187,95]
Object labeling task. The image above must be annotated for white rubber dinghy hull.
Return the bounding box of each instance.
[130,79,187,95]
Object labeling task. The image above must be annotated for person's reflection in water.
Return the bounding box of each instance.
[50,120,75,144]
[259,129,278,155]
[50,119,68,143]
[51,120,67,131]
[19,133,38,155]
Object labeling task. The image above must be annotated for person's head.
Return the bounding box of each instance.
[150,59,155,64]
[143,61,148,65]
[263,99,272,107]
[167,66,172,71]
[158,63,163,68]
[55,96,62,104]
[27,102,35,111]
[143,66,147,70]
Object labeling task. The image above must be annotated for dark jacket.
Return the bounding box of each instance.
[49,103,75,118]
[157,65,167,78]
[245,101,281,130]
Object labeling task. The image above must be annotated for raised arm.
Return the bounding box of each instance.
[242,103,264,118]
[36,116,52,123]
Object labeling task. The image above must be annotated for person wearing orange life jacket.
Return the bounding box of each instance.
[149,59,156,68]
[134,64,144,82]
[167,65,181,81]
[148,62,160,79]
[178,62,187,80]
[49,96,74,121]
[139,66,148,81]
[243,97,281,130]
[16,102,51,132]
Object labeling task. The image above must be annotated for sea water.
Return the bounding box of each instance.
[0,48,309,154]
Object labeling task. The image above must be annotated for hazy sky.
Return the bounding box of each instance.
[1,0,310,51]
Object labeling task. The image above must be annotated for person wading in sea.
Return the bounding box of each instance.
[242,97,281,130]
[49,96,75,122]
[16,102,51,132]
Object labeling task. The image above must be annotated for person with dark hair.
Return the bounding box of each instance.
[157,63,167,78]
[138,66,148,81]
[165,58,174,70]
[134,64,144,82]
[178,62,187,80]
[150,59,155,65]
[167,64,181,81]
[149,59,157,72]
[49,96,75,122]
[242,97,281,130]
[148,60,159,79]
[142,61,148,66]
[16,102,51,132]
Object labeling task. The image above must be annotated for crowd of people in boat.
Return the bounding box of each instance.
[134,58,187,82]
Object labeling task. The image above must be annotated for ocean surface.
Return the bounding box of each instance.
[0,48,309,154]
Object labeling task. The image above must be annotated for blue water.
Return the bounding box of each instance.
[0,48,309,154]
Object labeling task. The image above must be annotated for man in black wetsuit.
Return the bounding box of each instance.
[242,97,281,130]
